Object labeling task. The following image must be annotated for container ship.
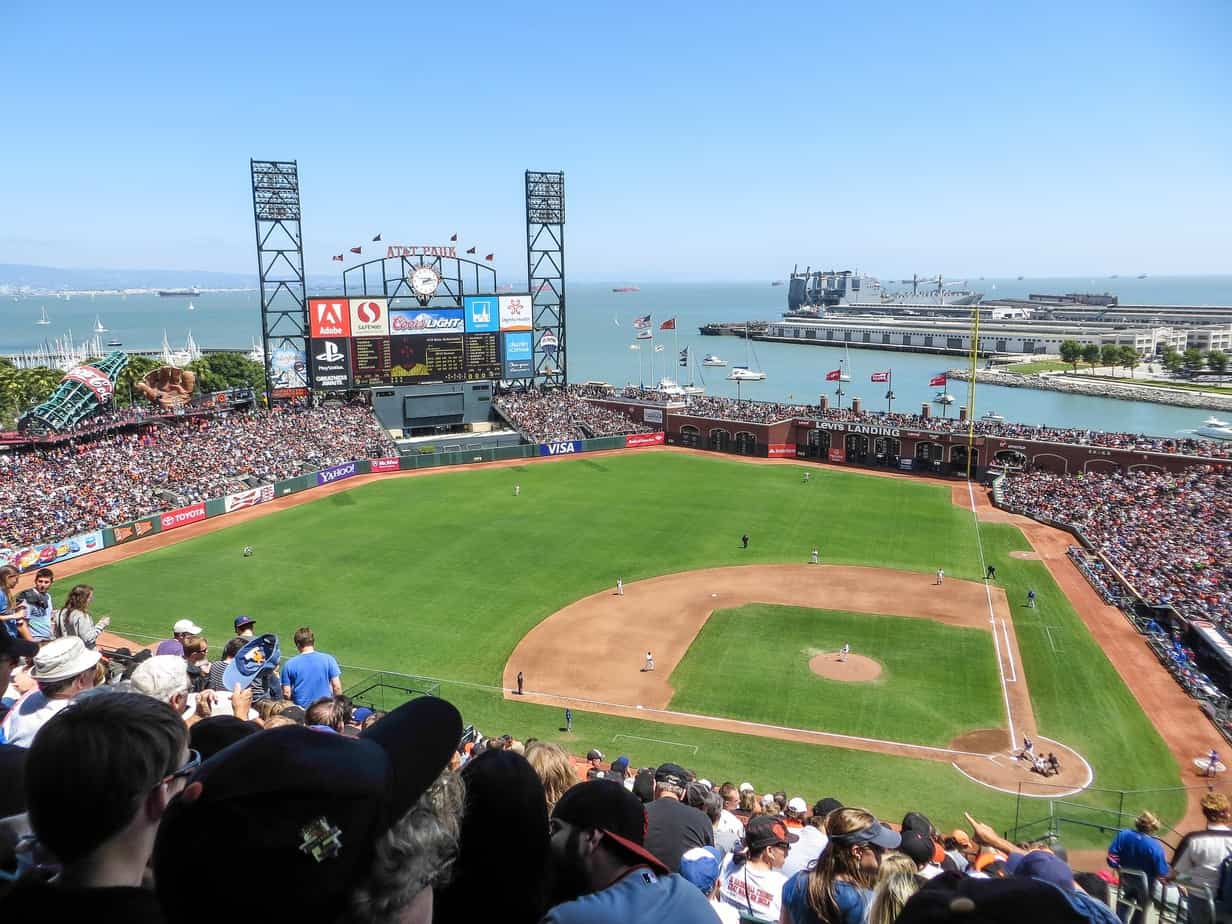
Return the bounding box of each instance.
[611,286,640,293]
[158,287,201,297]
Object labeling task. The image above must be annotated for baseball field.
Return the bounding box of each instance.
[71,450,1186,843]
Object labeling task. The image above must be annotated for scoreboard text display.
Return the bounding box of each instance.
[307,296,535,390]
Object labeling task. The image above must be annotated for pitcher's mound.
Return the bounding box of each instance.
[810,652,882,682]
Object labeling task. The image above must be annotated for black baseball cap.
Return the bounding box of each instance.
[745,814,801,852]
[552,780,668,874]
[234,615,256,631]
[154,695,462,922]
[654,762,689,787]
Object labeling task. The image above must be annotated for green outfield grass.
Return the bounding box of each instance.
[72,452,1187,843]
[668,604,1003,746]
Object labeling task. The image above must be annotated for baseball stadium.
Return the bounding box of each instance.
[3,165,1230,922]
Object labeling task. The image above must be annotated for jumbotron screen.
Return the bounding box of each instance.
[307,296,533,390]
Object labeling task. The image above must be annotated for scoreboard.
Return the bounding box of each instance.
[307,295,534,390]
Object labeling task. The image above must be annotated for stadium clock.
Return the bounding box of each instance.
[409,265,441,298]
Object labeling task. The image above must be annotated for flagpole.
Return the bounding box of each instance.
[674,321,679,385]
[886,369,894,414]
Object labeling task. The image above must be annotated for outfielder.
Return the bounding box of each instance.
[616,577,624,596]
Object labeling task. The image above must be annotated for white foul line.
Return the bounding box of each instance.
[966,480,1018,751]
[1001,619,1017,682]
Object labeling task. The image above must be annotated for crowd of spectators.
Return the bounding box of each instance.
[1002,466,1231,632]
[0,605,1200,923]
[0,404,396,551]
[493,386,654,444]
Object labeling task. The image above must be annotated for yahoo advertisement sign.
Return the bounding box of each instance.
[317,461,359,486]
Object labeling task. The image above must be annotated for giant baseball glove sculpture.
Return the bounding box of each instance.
[135,366,197,408]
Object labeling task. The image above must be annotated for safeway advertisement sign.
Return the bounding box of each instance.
[225,484,275,513]
[160,503,206,531]
[625,432,665,449]
[370,458,401,473]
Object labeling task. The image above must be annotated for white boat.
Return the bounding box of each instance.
[92,315,108,334]
[932,391,956,405]
[726,323,767,381]
[839,345,853,382]
[1196,417,1232,440]
[247,337,265,363]
[657,377,705,396]
[981,411,1005,423]
[106,338,122,347]
[36,306,51,326]
[187,301,196,312]
[702,354,727,367]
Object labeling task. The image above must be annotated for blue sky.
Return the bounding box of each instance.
[1,0,1228,281]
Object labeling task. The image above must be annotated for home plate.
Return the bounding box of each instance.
[711,593,718,597]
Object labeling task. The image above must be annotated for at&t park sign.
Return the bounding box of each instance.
[385,244,457,259]
[813,420,901,437]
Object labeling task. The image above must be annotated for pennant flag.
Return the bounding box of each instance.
[825,368,842,382]
[485,253,494,261]
[679,347,689,367]
[636,329,653,340]
[929,374,947,387]
[654,344,664,353]
[870,371,890,383]
[632,314,652,330]
[372,233,382,242]
[350,246,362,254]
[660,317,676,330]
[466,246,476,254]
[450,233,458,242]
[332,254,344,262]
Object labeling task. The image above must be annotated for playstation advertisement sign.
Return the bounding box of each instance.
[309,338,352,390]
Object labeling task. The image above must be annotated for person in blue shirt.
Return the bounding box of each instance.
[0,566,33,643]
[1107,810,1169,924]
[280,626,342,707]
[782,807,901,924]
[16,568,56,643]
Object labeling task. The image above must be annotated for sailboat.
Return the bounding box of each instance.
[36,306,51,326]
[187,301,196,312]
[839,345,853,382]
[92,315,108,334]
[727,322,767,381]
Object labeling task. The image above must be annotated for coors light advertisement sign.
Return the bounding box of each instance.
[310,338,351,390]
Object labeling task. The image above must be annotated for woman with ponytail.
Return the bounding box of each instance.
[780,807,901,924]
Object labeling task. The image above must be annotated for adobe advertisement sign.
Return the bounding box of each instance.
[625,432,665,448]
[160,503,207,532]
[310,338,351,390]
[463,296,500,333]
[309,299,351,338]
[349,298,389,336]
[498,295,533,331]
[502,331,533,379]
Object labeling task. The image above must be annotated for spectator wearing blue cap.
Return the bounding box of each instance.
[233,615,256,638]
[680,845,740,923]
[281,626,341,708]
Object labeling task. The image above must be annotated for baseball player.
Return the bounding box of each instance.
[803,471,811,484]
[1207,749,1220,777]
[838,643,850,663]
[936,568,944,585]
[644,651,654,672]
[516,671,524,695]
[810,547,820,565]
[514,483,520,497]
[565,708,573,733]
[243,546,254,557]
[986,565,996,581]
[616,577,624,596]
[1027,588,1037,608]
[741,533,749,549]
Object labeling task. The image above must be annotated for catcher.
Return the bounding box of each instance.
[135,366,196,409]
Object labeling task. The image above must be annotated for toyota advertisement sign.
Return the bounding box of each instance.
[310,338,351,390]
[160,502,207,532]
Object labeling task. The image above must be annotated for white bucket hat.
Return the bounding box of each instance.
[31,637,101,682]
[172,618,202,635]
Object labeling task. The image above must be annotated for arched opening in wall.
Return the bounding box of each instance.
[804,428,831,458]
[1032,453,1068,474]
[1128,463,1164,474]
[995,449,1028,470]
[845,433,870,465]
[874,436,901,467]
[679,425,700,448]
[709,428,731,452]
[1083,458,1121,475]
[915,441,944,472]
[734,431,757,455]
[951,445,979,475]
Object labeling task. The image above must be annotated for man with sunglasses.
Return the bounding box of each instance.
[0,691,191,921]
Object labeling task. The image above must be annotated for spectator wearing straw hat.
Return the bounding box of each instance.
[0,637,99,747]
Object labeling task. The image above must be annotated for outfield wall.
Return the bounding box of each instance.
[0,432,665,573]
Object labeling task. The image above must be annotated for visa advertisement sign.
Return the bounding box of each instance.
[463,296,500,333]
[503,331,533,379]
[539,440,584,456]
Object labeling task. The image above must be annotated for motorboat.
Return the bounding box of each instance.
[657,377,704,396]
[728,366,767,382]
[702,354,727,367]
[1196,417,1232,440]
[980,411,1005,423]
[106,338,122,347]
[933,391,956,405]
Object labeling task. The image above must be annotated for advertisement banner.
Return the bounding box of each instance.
[370,457,401,473]
[767,444,796,457]
[309,299,351,338]
[463,333,502,381]
[269,347,308,390]
[64,365,115,403]
[463,296,500,333]
[349,298,389,336]
[389,308,465,336]
[317,461,359,486]
[0,529,106,572]
[643,408,663,424]
[390,335,464,383]
[225,484,275,513]
[160,502,207,532]
[828,447,845,463]
[625,432,665,449]
[502,331,533,379]
[498,295,533,331]
[539,440,584,456]
[113,516,161,545]
[310,338,352,390]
